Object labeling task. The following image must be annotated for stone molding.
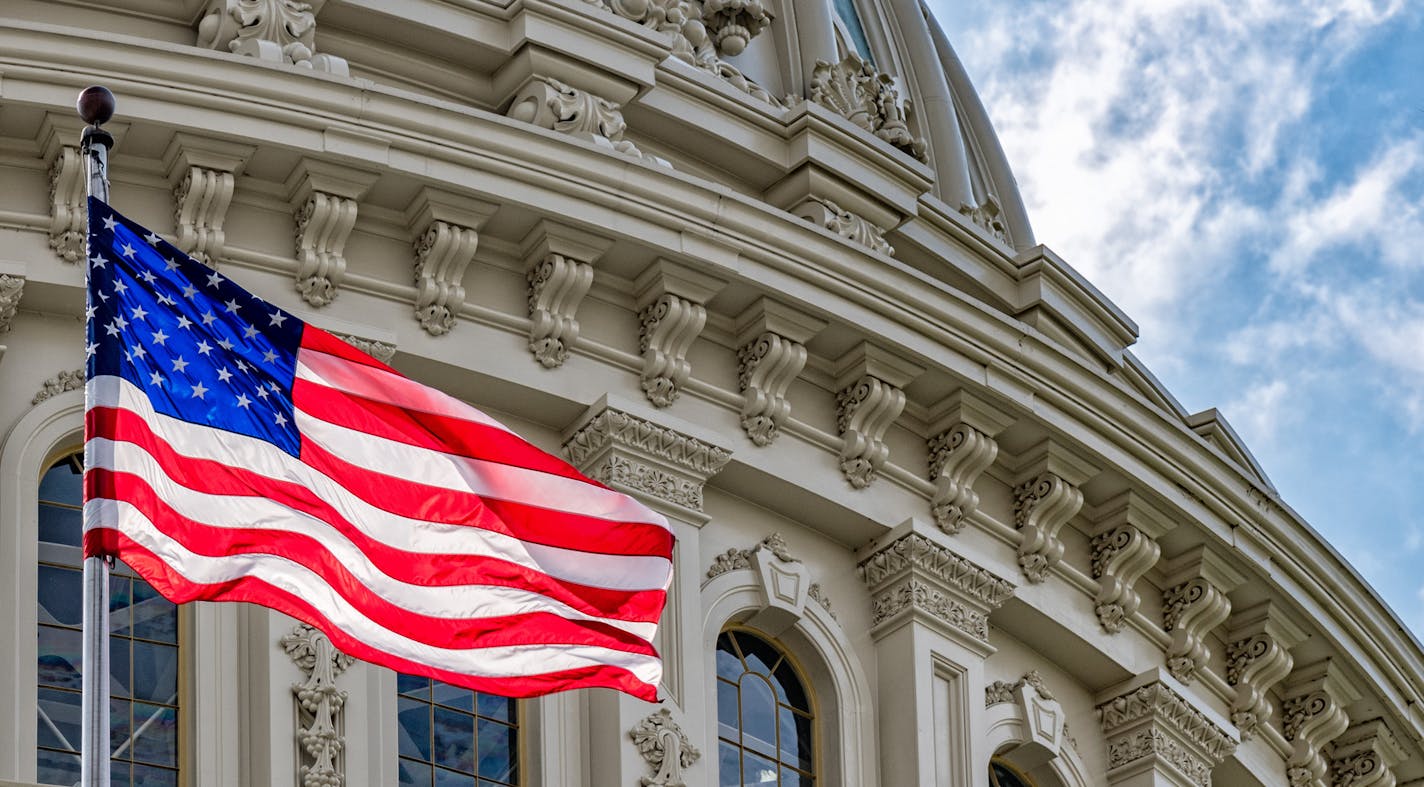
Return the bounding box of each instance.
[285,160,380,308]
[337,334,395,365]
[1098,680,1235,787]
[404,189,498,336]
[163,134,255,267]
[0,274,22,335]
[1089,491,1171,634]
[1328,720,1405,787]
[733,298,824,447]
[633,260,726,408]
[281,623,354,787]
[32,368,84,406]
[926,390,1012,534]
[792,196,894,256]
[1282,661,1362,787]
[705,533,833,631]
[196,0,349,74]
[563,400,731,515]
[833,343,921,488]
[629,707,700,787]
[858,527,1013,644]
[806,52,927,162]
[521,221,611,369]
[1225,601,1307,741]
[986,670,1056,707]
[1161,545,1245,683]
[506,76,668,167]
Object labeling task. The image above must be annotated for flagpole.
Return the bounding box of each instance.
[78,84,115,787]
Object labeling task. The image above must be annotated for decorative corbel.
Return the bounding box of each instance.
[505,76,668,167]
[926,391,1012,533]
[1329,720,1405,787]
[163,134,255,267]
[701,0,773,56]
[520,221,611,368]
[792,196,894,256]
[281,623,355,787]
[47,145,87,263]
[285,159,379,307]
[833,343,922,488]
[195,0,349,74]
[1160,545,1245,683]
[734,298,825,446]
[633,259,726,407]
[1281,660,1361,787]
[630,707,700,787]
[1224,601,1307,741]
[0,274,22,335]
[1011,440,1096,583]
[1089,491,1171,633]
[404,188,498,336]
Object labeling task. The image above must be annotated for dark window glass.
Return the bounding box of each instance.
[37,455,181,787]
[832,0,875,62]
[989,760,1035,787]
[715,630,814,785]
[397,674,519,786]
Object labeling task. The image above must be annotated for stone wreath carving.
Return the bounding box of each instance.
[630,707,700,787]
[32,368,85,406]
[281,624,355,787]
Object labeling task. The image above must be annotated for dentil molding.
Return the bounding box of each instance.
[733,298,825,447]
[196,0,349,73]
[1097,678,1236,787]
[281,623,355,787]
[629,707,700,787]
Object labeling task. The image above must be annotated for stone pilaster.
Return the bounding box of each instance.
[857,519,1014,786]
[926,390,1012,534]
[163,134,255,267]
[1097,673,1237,787]
[833,342,923,488]
[1282,660,1361,787]
[285,159,380,307]
[1011,439,1097,583]
[632,259,726,408]
[1090,491,1171,634]
[733,298,825,447]
[403,188,498,336]
[1160,545,1245,683]
[1224,601,1307,741]
[521,221,611,368]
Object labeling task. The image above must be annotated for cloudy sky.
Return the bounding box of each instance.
[924,0,1424,631]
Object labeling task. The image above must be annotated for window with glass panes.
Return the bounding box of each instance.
[396,674,519,787]
[36,454,181,787]
[715,629,814,786]
[989,759,1036,787]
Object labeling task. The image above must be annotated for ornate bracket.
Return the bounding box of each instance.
[1011,440,1094,583]
[1160,545,1244,683]
[792,197,893,256]
[1328,720,1404,787]
[285,160,379,307]
[733,298,824,446]
[633,260,726,408]
[196,0,349,73]
[521,221,610,368]
[857,523,1013,648]
[0,274,22,335]
[281,623,355,787]
[833,343,921,488]
[47,145,86,263]
[926,391,1012,533]
[1089,491,1170,633]
[1097,678,1236,787]
[506,76,668,167]
[630,707,700,787]
[163,134,255,267]
[1281,661,1361,787]
[405,188,497,336]
[807,52,926,162]
[1224,601,1306,741]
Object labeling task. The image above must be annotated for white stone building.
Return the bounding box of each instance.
[1,1,1421,786]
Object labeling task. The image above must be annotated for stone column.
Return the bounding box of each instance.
[1097,671,1237,786]
[562,396,732,787]
[857,518,1014,786]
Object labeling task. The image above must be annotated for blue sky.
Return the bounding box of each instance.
[925,0,1424,632]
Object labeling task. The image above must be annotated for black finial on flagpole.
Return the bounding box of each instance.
[76,86,115,203]
[77,85,115,126]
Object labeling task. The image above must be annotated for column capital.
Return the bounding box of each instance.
[1097,672,1236,786]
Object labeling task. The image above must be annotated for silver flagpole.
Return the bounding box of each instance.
[77,84,115,787]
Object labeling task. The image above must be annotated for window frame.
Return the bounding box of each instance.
[393,673,525,787]
[714,625,819,786]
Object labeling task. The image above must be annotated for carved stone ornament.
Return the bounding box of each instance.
[281,623,355,787]
[960,195,1009,244]
[793,197,893,256]
[1098,681,1235,787]
[293,192,358,307]
[630,707,700,787]
[836,375,906,488]
[806,582,836,620]
[807,52,927,162]
[563,405,731,512]
[48,145,86,263]
[639,293,706,407]
[1223,602,1304,742]
[196,0,350,74]
[506,76,669,167]
[1162,578,1231,683]
[1091,524,1161,634]
[338,334,396,364]
[985,670,1055,707]
[858,531,1013,644]
[32,368,85,406]
[701,0,772,56]
[736,332,805,446]
[707,532,793,579]
[172,166,235,267]
[928,423,998,534]
[1012,472,1082,583]
[1328,720,1405,787]
[412,221,478,336]
[0,274,23,335]
[527,253,594,368]
[1281,661,1360,787]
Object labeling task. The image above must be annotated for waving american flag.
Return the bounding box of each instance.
[82,197,670,700]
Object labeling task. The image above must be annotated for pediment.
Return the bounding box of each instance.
[1185,408,1275,492]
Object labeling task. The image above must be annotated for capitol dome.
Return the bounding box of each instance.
[1,2,1421,786]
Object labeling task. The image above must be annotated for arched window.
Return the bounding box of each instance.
[37,453,181,787]
[396,673,520,786]
[990,759,1036,787]
[715,629,814,786]
[830,0,875,62]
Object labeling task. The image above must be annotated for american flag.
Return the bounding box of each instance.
[83,197,671,700]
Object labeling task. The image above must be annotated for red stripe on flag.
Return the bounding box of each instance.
[299,324,398,372]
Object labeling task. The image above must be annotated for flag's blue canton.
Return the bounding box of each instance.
[86,197,303,456]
